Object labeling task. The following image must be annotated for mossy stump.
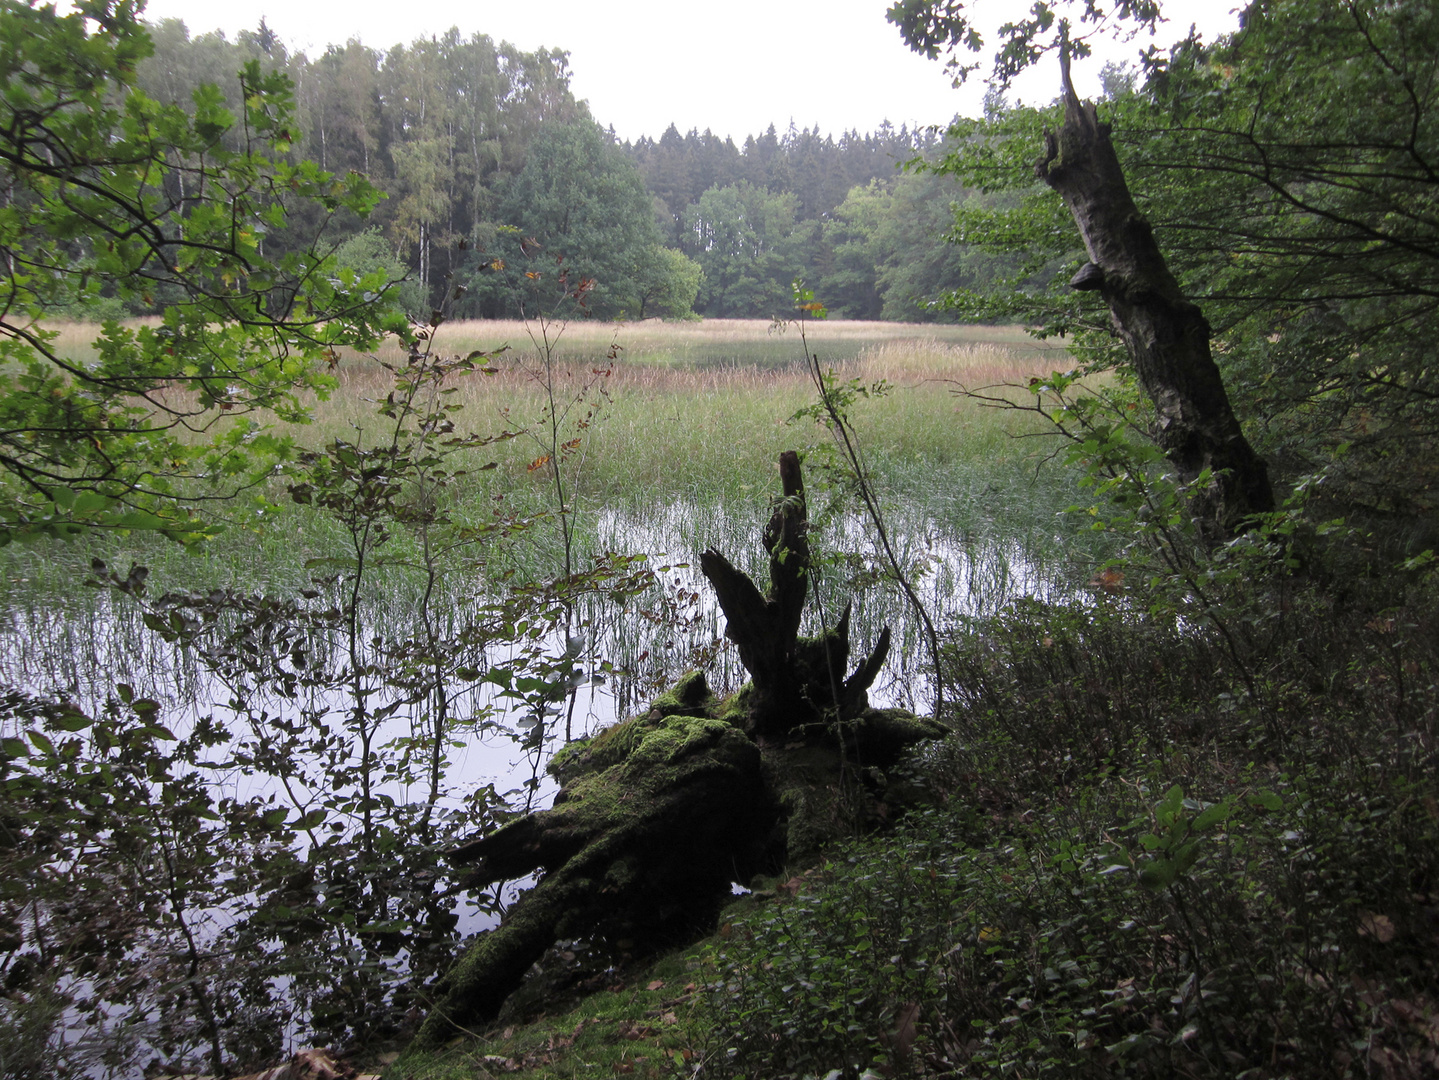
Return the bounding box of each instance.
[414,453,946,1046]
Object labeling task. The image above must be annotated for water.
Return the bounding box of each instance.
[0,497,1073,1075]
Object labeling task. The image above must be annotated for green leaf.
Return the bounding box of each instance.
[1249,790,1283,812]
[1193,800,1233,831]
[1137,859,1177,891]
[54,710,91,732]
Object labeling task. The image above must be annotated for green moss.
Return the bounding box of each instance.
[714,685,753,725]
[549,673,727,787]
[546,713,746,827]
[647,669,715,717]
[548,713,660,786]
[389,949,711,1080]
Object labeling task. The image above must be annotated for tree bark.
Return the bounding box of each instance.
[1036,50,1274,544]
[700,450,890,736]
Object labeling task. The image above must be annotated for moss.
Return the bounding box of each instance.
[544,733,593,785]
[646,669,715,717]
[843,708,950,767]
[760,742,855,860]
[411,874,593,1050]
[714,684,753,725]
[420,705,777,1042]
[389,948,711,1080]
[420,667,946,1044]
[548,675,723,787]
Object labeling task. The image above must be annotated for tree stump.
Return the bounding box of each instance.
[699,449,891,738]
[413,453,945,1048]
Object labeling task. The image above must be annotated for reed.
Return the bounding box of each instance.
[328,316,1067,374]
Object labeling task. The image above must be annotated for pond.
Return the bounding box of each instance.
[0,489,1084,1077]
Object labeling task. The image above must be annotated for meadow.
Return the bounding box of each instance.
[2,316,1097,726]
[5,317,1087,623]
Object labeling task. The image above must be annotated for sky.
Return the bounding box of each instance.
[130,0,1246,143]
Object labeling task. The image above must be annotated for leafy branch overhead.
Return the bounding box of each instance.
[0,0,394,542]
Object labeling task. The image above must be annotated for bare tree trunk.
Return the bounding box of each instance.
[1036,49,1274,544]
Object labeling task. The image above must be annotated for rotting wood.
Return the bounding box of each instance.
[412,453,944,1048]
[699,449,891,738]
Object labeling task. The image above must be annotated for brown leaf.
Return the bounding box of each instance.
[1089,568,1125,594]
[647,979,665,991]
[1359,912,1397,943]
[891,1002,921,1061]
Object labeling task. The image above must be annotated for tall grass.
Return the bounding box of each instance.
[304,330,1063,506]
[3,318,1096,715]
[328,317,1067,374]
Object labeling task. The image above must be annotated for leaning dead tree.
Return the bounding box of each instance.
[1038,44,1274,543]
[413,453,942,1047]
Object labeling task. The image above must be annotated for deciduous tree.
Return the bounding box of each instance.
[0,0,392,542]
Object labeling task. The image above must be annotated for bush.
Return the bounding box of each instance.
[701,569,1439,1078]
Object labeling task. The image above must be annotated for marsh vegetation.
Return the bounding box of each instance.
[0,316,1097,1076]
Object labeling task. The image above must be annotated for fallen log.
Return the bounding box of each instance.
[413,453,945,1047]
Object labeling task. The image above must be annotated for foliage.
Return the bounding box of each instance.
[1134,0,1439,518]
[886,0,1163,88]
[390,949,710,1079]
[129,19,1010,326]
[923,0,1439,526]
[0,0,391,543]
[816,171,1027,323]
[465,120,685,320]
[331,230,429,317]
[633,245,703,321]
[135,21,584,309]
[0,299,657,1073]
[684,182,807,318]
[705,559,1439,1077]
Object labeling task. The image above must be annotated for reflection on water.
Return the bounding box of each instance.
[0,497,1070,1074]
[0,499,1066,778]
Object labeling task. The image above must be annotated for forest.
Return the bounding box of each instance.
[60,14,1017,326]
[1,0,1437,1078]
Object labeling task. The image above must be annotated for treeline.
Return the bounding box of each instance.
[120,19,1012,322]
[624,123,1016,320]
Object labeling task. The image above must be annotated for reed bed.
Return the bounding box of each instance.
[305,333,1064,504]
[9,317,1097,621]
[332,316,1067,371]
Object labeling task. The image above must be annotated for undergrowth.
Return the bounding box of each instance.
[700,570,1439,1079]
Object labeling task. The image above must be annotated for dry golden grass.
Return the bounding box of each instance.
[334,316,1065,371]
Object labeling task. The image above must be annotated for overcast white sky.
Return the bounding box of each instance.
[132,0,1244,143]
